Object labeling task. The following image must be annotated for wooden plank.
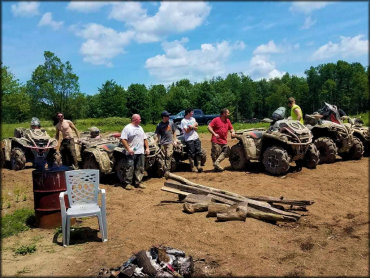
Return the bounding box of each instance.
[184,194,214,204]
[245,196,314,206]
[183,202,209,214]
[161,186,190,196]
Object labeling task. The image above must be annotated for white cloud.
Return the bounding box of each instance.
[66,2,109,13]
[11,2,40,17]
[312,35,368,60]
[253,40,280,55]
[38,12,64,30]
[290,2,329,14]
[145,39,245,84]
[301,16,316,30]
[109,2,211,43]
[74,23,135,66]
[247,55,284,80]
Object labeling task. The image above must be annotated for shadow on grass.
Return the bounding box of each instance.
[53,226,101,246]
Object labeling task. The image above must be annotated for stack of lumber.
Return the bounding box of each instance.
[161,172,314,223]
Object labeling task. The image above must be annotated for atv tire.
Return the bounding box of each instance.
[229,143,246,170]
[82,154,100,170]
[262,146,290,175]
[170,157,177,172]
[314,137,337,164]
[10,148,26,170]
[200,148,207,166]
[340,137,364,160]
[304,144,320,169]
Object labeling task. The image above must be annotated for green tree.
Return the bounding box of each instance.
[26,51,80,119]
[1,65,30,123]
[126,84,149,123]
[96,80,126,117]
[148,84,166,123]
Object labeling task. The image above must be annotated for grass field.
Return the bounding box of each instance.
[1,112,368,140]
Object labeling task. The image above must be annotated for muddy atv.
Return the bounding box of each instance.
[341,116,369,156]
[304,103,364,163]
[1,127,61,170]
[170,128,207,172]
[229,107,319,175]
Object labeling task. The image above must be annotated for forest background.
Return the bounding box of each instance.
[1,51,368,138]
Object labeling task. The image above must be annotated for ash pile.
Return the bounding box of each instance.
[98,246,193,278]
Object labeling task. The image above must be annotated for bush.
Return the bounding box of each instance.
[14,244,37,255]
[1,208,35,238]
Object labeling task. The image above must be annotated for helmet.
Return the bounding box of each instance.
[31,117,41,129]
[90,126,100,138]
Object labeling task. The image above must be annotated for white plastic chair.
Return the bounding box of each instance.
[59,169,107,247]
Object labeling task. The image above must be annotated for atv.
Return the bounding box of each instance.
[304,103,364,163]
[341,116,369,156]
[229,107,319,175]
[1,127,61,170]
[170,128,207,172]
[78,130,166,182]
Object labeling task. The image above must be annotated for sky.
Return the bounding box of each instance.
[2,1,368,95]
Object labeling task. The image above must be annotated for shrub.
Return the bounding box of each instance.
[1,208,35,238]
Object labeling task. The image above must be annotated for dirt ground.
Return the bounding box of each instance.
[1,133,369,277]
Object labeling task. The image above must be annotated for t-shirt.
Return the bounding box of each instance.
[209,117,233,145]
[291,104,304,124]
[180,117,199,142]
[120,124,147,154]
[155,120,177,145]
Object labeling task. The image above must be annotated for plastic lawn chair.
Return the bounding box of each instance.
[59,169,107,247]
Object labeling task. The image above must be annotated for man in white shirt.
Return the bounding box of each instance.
[180,108,203,172]
[120,114,150,190]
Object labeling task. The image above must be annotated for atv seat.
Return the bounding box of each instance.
[99,143,117,153]
[246,131,264,139]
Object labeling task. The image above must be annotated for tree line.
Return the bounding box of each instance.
[2,51,368,124]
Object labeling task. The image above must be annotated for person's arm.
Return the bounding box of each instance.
[294,108,302,121]
[69,121,80,139]
[144,139,150,155]
[207,123,219,138]
[121,139,134,155]
[230,128,236,138]
[55,127,60,141]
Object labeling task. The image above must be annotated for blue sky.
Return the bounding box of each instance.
[2,1,368,95]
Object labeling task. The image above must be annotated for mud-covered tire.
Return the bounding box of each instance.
[229,144,246,170]
[115,158,126,183]
[155,159,166,177]
[314,137,337,164]
[262,146,290,175]
[304,144,320,169]
[340,137,364,160]
[200,148,207,166]
[10,148,26,170]
[82,154,100,170]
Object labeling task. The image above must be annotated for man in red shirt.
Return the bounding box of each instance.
[207,108,235,171]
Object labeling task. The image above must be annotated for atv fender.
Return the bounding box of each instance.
[84,148,112,174]
[239,136,258,160]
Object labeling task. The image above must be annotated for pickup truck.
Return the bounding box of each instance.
[169,109,219,125]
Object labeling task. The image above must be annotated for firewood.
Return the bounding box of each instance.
[183,202,209,213]
[184,194,214,204]
[207,203,231,217]
[245,195,314,206]
[216,208,247,222]
[246,206,298,222]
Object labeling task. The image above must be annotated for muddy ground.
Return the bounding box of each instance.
[1,133,369,277]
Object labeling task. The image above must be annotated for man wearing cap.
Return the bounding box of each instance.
[155,111,177,172]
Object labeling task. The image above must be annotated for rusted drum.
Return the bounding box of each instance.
[32,166,73,228]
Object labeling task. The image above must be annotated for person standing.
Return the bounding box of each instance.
[155,111,177,172]
[288,97,304,124]
[120,114,150,190]
[55,112,80,169]
[207,108,235,171]
[180,108,203,173]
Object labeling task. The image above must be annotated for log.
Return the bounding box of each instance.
[207,194,236,205]
[246,206,297,222]
[245,195,314,206]
[207,203,231,217]
[184,193,214,204]
[183,202,209,213]
[161,186,190,197]
[216,208,247,222]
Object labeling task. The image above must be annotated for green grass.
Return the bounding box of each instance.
[14,244,37,255]
[1,208,35,238]
[2,112,368,139]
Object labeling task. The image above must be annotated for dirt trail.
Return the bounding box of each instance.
[1,134,369,277]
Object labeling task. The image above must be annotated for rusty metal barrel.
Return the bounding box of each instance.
[32,166,73,228]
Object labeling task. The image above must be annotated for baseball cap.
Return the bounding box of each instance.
[161,111,171,117]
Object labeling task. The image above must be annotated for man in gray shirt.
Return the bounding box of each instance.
[155,111,177,172]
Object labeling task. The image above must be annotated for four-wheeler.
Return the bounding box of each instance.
[1,122,61,170]
[229,107,319,175]
[304,103,364,163]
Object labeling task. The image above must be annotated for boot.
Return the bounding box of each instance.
[189,158,198,172]
[196,156,203,173]
[213,153,226,172]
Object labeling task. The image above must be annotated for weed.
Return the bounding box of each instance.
[16,267,31,275]
[6,202,11,209]
[14,244,36,255]
[23,194,27,202]
[14,188,21,203]
[1,208,35,238]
